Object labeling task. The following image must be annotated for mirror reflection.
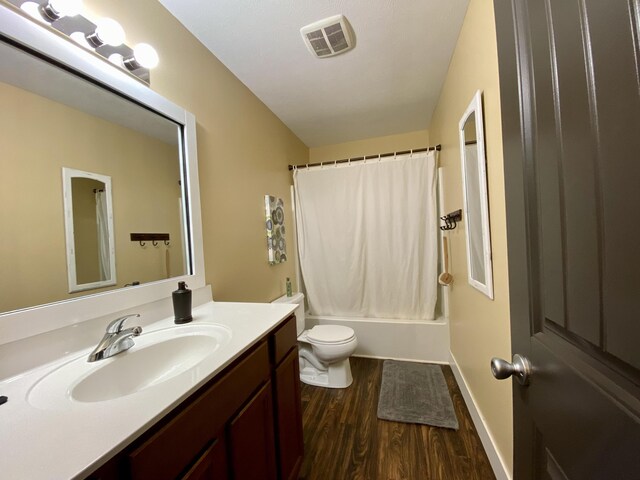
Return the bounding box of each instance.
[459,91,494,299]
[0,40,189,313]
[462,112,486,283]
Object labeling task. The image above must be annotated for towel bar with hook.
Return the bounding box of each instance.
[130,233,170,247]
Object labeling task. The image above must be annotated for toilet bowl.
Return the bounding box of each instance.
[272,292,357,388]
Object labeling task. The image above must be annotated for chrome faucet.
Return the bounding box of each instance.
[88,314,142,362]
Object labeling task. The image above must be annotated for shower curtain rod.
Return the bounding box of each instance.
[287,144,441,171]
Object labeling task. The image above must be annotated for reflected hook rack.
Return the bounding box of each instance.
[440,209,462,231]
[130,233,170,247]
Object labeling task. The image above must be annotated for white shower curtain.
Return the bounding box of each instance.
[95,191,110,281]
[293,151,438,320]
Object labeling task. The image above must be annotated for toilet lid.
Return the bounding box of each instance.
[306,325,355,344]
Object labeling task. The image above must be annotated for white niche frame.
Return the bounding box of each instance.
[62,168,117,293]
[459,90,494,299]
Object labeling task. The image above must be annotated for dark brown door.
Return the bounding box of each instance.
[494,0,640,478]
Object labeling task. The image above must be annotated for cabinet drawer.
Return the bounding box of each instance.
[270,315,297,365]
[128,341,270,480]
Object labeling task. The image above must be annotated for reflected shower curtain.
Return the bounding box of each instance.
[95,191,110,280]
[293,151,438,320]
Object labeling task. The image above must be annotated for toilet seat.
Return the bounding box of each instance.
[305,325,355,345]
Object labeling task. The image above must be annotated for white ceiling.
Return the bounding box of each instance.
[158,0,470,147]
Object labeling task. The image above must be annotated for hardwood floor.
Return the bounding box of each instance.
[299,357,495,480]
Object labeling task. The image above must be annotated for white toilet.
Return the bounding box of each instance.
[273,292,357,388]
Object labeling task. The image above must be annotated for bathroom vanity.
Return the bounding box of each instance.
[90,311,303,480]
[0,301,304,480]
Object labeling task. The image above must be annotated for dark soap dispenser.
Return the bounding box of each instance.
[173,281,193,324]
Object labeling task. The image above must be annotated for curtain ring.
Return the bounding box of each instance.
[320,161,323,169]
[378,154,381,163]
[306,163,309,171]
[410,149,413,158]
[348,157,351,165]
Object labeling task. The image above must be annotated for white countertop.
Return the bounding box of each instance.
[0,301,296,479]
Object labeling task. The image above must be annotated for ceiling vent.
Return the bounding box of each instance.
[300,15,355,58]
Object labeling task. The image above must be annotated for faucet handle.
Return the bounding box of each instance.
[106,314,141,334]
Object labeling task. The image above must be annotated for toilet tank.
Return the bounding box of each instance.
[272,292,305,336]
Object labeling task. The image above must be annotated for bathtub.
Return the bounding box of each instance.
[305,314,450,363]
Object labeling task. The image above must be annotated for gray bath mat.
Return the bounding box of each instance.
[377,360,458,429]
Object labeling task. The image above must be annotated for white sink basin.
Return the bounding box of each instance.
[28,323,232,408]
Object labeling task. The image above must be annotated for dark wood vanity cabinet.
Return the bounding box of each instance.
[87,315,302,480]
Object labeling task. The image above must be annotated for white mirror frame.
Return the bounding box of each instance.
[459,90,494,299]
[0,5,205,344]
[62,168,117,293]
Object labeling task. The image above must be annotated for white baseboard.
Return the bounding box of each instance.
[449,352,511,480]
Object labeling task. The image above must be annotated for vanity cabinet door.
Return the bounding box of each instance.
[180,437,228,480]
[128,342,269,480]
[274,347,304,480]
[228,381,277,480]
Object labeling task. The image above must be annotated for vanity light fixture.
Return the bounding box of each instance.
[9,0,158,82]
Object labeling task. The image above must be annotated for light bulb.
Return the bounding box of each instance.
[133,43,159,69]
[20,2,46,22]
[47,0,83,18]
[94,18,125,47]
[108,53,124,65]
[70,31,92,48]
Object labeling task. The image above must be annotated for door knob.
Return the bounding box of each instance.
[490,354,532,385]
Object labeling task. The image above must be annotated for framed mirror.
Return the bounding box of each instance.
[0,4,205,343]
[459,90,494,299]
[62,168,116,293]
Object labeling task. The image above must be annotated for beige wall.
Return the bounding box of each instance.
[84,0,309,303]
[0,81,184,312]
[428,0,513,474]
[309,129,429,163]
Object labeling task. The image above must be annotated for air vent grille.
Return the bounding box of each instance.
[306,30,332,57]
[325,23,348,52]
[300,15,354,58]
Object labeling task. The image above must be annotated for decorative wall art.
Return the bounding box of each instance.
[265,195,287,265]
